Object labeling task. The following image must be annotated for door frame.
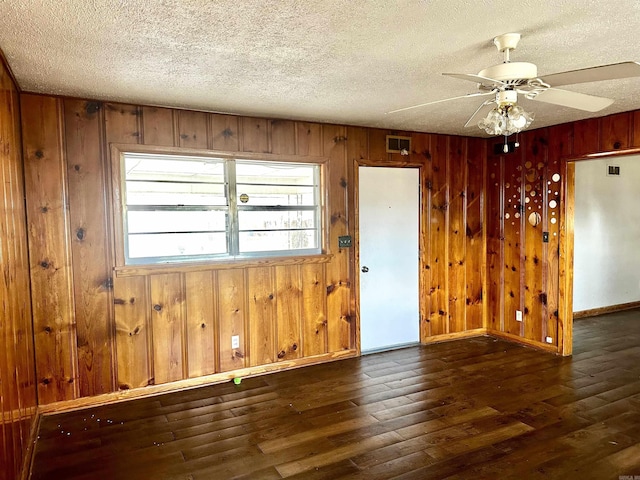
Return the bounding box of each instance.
[353,159,427,355]
[558,146,640,356]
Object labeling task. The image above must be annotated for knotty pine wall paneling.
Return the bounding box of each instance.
[149,273,185,384]
[301,263,328,356]
[217,269,246,372]
[63,98,115,398]
[465,137,485,330]
[22,98,360,404]
[348,128,486,342]
[323,125,353,352]
[275,265,303,361]
[21,95,79,404]
[247,267,276,366]
[429,135,450,336]
[408,132,433,342]
[521,131,547,343]
[485,110,638,353]
[447,136,467,333]
[16,89,640,419]
[544,123,571,346]
[485,149,504,332]
[0,61,37,480]
[22,94,493,407]
[503,137,524,337]
[185,271,216,378]
[113,275,150,389]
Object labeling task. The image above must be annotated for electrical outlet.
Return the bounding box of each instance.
[545,336,553,344]
[231,335,240,349]
[515,310,523,322]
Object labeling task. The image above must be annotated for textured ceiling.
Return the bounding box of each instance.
[1,0,640,137]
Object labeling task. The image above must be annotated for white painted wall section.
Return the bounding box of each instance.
[573,155,640,311]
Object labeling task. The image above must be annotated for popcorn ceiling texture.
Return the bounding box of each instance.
[1,0,639,136]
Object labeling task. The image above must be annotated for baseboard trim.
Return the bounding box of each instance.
[488,329,558,353]
[1,406,37,423]
[422,328,487,344]
[38,349,358,415]
[573,301,640,319]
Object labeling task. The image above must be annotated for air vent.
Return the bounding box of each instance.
[386,135,411,154]
[607,165,621,176]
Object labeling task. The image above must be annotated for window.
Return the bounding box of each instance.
[121,152,322,264]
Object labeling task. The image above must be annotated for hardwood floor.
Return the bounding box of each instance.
[30,310,640,479]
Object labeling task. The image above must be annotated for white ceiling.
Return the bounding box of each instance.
[1,0,640,137]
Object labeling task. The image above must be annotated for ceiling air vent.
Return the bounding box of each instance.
[386,135,411,154]
[607,165,620,176]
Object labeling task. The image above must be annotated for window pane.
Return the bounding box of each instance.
[239,230,318,253]
[128,210,227,234]
[128,232,227,259]
[238,210,315,231]
[125,155,225,183]
[121,153,322,264]
[126,181,227,206]
[235,184,316,206]
[236,161,315,186]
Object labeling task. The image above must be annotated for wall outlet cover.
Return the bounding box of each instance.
[545,336,553,344]
[515,310,523,321]
[231,335,240,349]
[338,235,352,248]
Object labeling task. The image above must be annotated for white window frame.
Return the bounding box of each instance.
[113,147,326,266]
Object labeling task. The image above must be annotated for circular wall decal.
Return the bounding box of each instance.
[528,212,541,226]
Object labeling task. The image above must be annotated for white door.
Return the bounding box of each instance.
[359,166,420,353]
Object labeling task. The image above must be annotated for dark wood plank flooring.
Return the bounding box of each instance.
[30,310,640,479]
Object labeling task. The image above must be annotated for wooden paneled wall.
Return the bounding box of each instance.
[347,129,486,340]
[20,98,358,403]
[20,94,488,405]
[486,110,640,352]
[0,61,37,480]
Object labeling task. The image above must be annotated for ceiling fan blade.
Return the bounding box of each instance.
[464,99,496,128]
[385,91,492,114]
[531,88,614,112]
[542,61,640,87]
[443,73,505,86]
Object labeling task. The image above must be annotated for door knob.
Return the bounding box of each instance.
[361,266,369,273]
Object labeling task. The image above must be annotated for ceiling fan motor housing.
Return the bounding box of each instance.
[478,62,538,85]
[497,89,518,107]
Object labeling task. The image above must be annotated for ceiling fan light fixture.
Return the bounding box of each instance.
[478,104,534,136]
[508,105,534,130]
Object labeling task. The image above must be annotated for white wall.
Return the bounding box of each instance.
[573,155,640,311]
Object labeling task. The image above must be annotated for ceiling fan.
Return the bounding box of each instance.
[388,33,640,138]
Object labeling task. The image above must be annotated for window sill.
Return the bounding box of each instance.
[114,253,334,277]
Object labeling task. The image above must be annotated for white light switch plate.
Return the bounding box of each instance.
[515,310,523,321]
[231,335,240,349]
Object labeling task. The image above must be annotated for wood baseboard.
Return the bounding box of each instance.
[422,328,487,344]
[38,349,358,415]
[573,301,640,319]
[488,329,558,354]
[1,406,37,423]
